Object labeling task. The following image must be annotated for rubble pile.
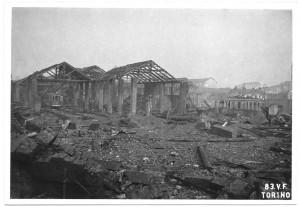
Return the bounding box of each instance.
[10,103,292,199]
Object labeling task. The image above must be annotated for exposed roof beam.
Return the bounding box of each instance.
[37,78,89,83]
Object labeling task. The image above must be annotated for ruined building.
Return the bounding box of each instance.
[12,60,189,115]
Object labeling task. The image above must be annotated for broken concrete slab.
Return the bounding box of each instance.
[183,176,225,194]
[91,158,122,171]
[11,134,28,153]
[244,169,291,182]
[35,131,58,146]
[211,176,235,189]
[125,185,162,199]
[247,111,268,126]
[211,124,238,138]
[103,179,121,193]
[224,179,253,199]
[31,153,85,183]
[25,119,43,133]
[84,159,119,183]
[196,121,211,130]
[124,170,165,185]
[67,122,77,129]
[13,137,39,163]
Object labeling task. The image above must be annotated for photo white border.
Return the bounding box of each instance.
[2,0,300,205]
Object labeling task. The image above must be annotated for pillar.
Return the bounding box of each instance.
[14,83,20,102]
[73,83,80,106]
[78,83,83,107]
[90,81,96,109]
[98,81,104,111]
[27,78,32,107]
[32,77,38,110]
[130,78,137,116]
[179,82,188,114]
[84,81,91,110]
[107,79,113,114]
[117,79,124,115]
[144,82,152,116]
[28,75,37,109]
[112,76,117,105]
[159,83,165,113]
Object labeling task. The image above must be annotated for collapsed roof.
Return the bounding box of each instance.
[101,60,178,83]
[14,60,178,85]
[15,62,91,84]
[78,65,106,80]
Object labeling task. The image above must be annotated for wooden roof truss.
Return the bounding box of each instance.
[101,60,178,83]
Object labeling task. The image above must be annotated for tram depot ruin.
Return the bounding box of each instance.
[10,60,292,199]
[11,60,190,116]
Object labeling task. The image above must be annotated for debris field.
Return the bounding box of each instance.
[11,103,292,199]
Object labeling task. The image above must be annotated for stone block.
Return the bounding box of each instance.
[211,124,238,138]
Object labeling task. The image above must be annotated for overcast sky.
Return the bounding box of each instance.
[11,8,292,87]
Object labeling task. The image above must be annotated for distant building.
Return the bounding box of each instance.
[227,87,265,99]
[189,77,217,88]
[265,90,292,114]
[265,81,292,94]
[236,82,261,89]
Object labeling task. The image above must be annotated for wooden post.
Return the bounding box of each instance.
[107,80,113,114]
[159,83,165,113]
[130,78,137,116]
[117,78,124,115]
[98,81,104,111]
